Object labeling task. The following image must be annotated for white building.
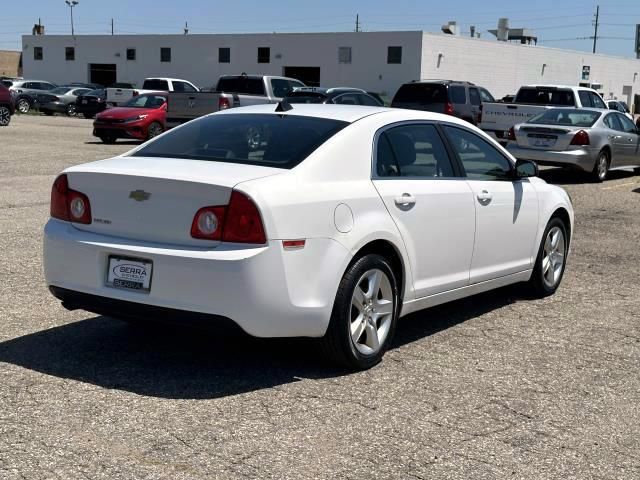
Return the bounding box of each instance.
[21,31,640,106]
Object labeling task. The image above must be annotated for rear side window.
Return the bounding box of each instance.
[617,113,637,133]
[270,79,294,98]
[333,93,360,105]
[132,114,348,169]
[216,77,266,96]
[590,92,606,109]
[468,87,481,106]
[449,86,466,104]
[392,84,447,105]
[578,91,592,107]
[143,79,169,91]
[376,124,455,178]
[515,88,575,106]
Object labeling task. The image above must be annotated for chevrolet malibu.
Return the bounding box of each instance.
[44,104,573,369]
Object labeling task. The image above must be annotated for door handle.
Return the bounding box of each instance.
[608,135,622,140]
[394,193,416,207]
[477,189,493,203]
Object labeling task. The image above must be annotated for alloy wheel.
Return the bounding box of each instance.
[67,104,76,116]
[17,99,30,114]
[0,106,10,126]
[542,226,566,289]
[349,268,394,355]
[148,123,163,139]
[596,154,608,181]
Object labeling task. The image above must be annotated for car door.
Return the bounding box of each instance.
[441,124,539,283]
[468,87,482,125]
[371,123,476,298]
[615,113,640,167]
[603,113,628,165]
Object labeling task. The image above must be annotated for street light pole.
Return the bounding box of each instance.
[65,0,79,36]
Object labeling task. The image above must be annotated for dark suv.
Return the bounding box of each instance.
[0,84,15,126]
[391,80,495,125]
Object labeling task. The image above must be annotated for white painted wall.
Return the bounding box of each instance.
[421,33,640,104]
[21,32,423,97]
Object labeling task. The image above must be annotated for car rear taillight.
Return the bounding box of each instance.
[570,130,590,146]
[190,191,266,244]
[444,102,454,115]
[191,206,226,240]
[507,126,516,141]
[50,174,92,224]
[219,97,231,110]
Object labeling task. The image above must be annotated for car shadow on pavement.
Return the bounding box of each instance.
[0,287,519,400]
[83,141,142,146]
[538,167,637,185]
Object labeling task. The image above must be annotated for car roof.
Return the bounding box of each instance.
[215,103,477,126]
[409,79,476,86]
[144,78,193,83]
[521,84,594,90]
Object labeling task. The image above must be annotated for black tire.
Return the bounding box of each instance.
[82,113,94,119]
[66,104,76,116]
[0,105,10,126]
[16,97,30,114]
[592,149,609,182]
[527,217,569,298]
[147,121,163,140]
[99,135,117,144]
[319,254,399,370]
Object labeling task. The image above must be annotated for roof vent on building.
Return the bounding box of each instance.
[488,18,537,44]
[441,21,459,36]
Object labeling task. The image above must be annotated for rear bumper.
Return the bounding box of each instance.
[506,144,597,171]
[43,219,351,338]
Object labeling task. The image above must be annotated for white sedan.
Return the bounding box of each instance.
[44,104,573,370]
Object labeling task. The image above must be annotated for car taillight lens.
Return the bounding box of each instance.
[50,174,92,224]
[444,102,454,115]
[190,191,266,244]
[219,97,231,110]
[570,130,590,146]
[507,126,516,141]
[191,206,226,240]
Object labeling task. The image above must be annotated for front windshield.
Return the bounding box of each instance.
[527,109,601,127]
[123,94,166,108]
[131,113,349,169]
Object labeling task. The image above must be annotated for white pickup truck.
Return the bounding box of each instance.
[106,77,200,106]
[479,85,608,140]
[166,74,305,128]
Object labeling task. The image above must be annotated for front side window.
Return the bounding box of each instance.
[34,47,43,60]
[219,47,230,63]
[617,113,637,133]
[387,46,402,64]
[173,81,197,93]
[443,126,512,181]
[578,91,592,107]
[258,47,270,63]
[271,78,294,98]
[479,88,495,103]
[65,47,75,61]
[333,93,360,105]
[357,93,382,106]
[376,124,455,178]
[604,113,622,131]
[132,114,348,169]
[160,47,171,62]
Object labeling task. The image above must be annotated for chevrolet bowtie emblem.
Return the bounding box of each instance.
[129,190,151,201]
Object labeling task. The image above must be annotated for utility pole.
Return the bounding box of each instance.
[111,18,114,35]
[592,5,599,53]
[184,21,189,34]
[355,14,360,33]
[65,0,79,36]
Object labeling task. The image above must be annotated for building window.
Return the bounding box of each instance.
[257,47,270,63]
[34,47,43,61]
[65,47,75,61]
[338,47,352,64]
[126,48,136,61]
[387,46,402,64]
[219,47,230,63]
[160,47,171,62]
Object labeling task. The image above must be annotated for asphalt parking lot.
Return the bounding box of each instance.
[1,114,639,479]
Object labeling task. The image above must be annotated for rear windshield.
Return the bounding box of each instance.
[515,88,575,106]
[85,89,105,97]
[216,77,265,95]
[527,109,601,127]
[392,84,447,105]
[285,92,327,104]
[131,113,348,169]
[142,79,169,91]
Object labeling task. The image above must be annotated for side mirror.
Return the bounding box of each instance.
[515,159,538,178]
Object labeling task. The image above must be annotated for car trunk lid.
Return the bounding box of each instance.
[517,125,579,150]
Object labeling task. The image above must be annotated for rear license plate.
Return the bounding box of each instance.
[529,135,556,148]
[106,256,153,293]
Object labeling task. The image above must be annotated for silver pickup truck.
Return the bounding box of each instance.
[479,85,608,140]
[166,75,305,128]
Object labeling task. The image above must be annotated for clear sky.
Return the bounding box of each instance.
[2,0,640,57]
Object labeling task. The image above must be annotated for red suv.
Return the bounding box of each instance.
[0,84,15,126]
